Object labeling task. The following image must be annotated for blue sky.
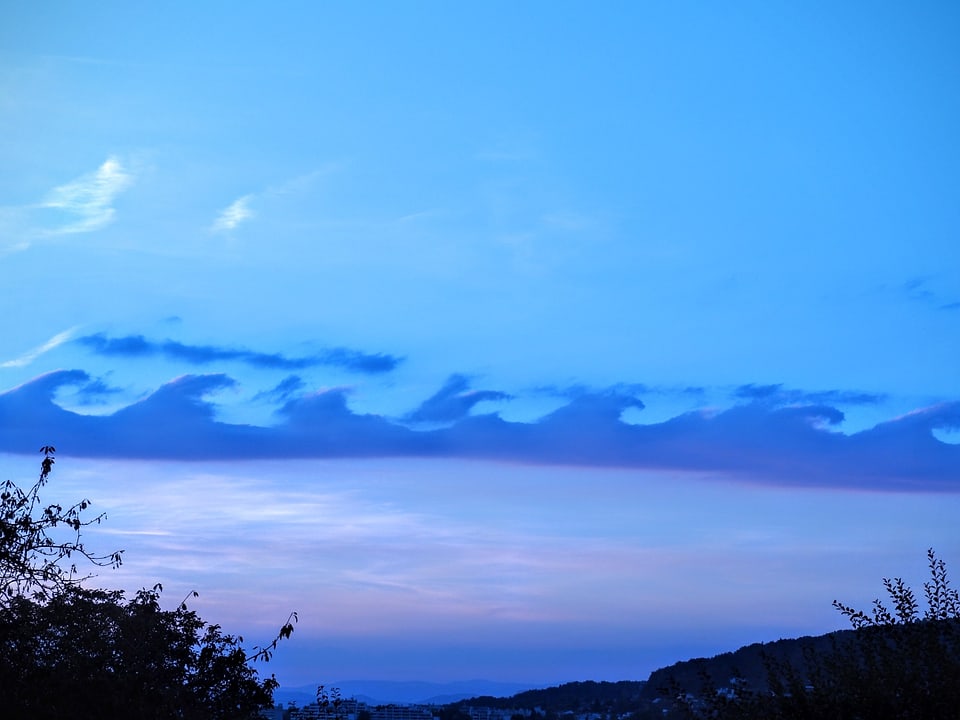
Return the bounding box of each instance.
[2,0,960,689]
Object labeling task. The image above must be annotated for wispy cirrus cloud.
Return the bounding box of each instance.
[1,328,80,368]
[39,157,133,235]
[1,158,133,252]
[211,194,255,233]
[74,333,402,374]
[208,168,333,234]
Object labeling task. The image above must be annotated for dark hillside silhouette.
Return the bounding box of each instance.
[649,549,960,718]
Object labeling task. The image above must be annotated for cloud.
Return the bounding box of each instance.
[3,371,959,491]
[898,276,960,313]
[0,370,245,459]
[1,327,79,368]
[405,374,511,424]
[211,195,254,233]
[207,168,334,234]
[39,157,133,234]
[74,333,402,374]
[253,375,305,403]
[203,166,340,239]
[533,382,649,400]
[73,377,125,405]
[263,168,332,197]
[734,383,886,406]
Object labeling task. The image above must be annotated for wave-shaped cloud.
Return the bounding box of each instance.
[733,383,887,405]
[75,333,402,374]
[405,374,512,423]
[3,370,959,491]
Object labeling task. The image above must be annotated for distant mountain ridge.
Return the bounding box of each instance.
[271,634,846,708]
[274,679,542,707]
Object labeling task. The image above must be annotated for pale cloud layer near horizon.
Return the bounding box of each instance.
[5,453,958,686]
[2,0,959,689]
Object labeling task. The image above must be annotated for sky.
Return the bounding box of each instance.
[2,0,960,691]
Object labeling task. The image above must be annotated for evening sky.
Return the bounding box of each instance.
[2,1,959,687]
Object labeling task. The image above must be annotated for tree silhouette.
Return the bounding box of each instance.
[0,448,295,719]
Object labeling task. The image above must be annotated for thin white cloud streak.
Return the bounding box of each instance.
[0,203,36,253]
[209,168,334,234]
[0,327,79,368]
[211,194,255,232]
[263,167,335,197]
[39,157,133,234]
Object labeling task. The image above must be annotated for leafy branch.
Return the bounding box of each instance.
[832,548,959,629]
[246,610,299,663]
[0,446,123,606]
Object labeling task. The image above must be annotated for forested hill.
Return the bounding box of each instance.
[443,632,853,711]
[449,680,647,714]
[640,630,856,700]
[440,633,852,712]
[440,619,960,719]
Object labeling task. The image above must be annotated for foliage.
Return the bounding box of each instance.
[657,549,960,719]
[0,448,296,719]
[317,684,346,720]
[0,446,123,605]
[832,547,960,627]
[0,583,280,719]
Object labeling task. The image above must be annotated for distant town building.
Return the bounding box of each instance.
[465,706,526,720]
[369,704,436,720]
[286,699,436,720]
